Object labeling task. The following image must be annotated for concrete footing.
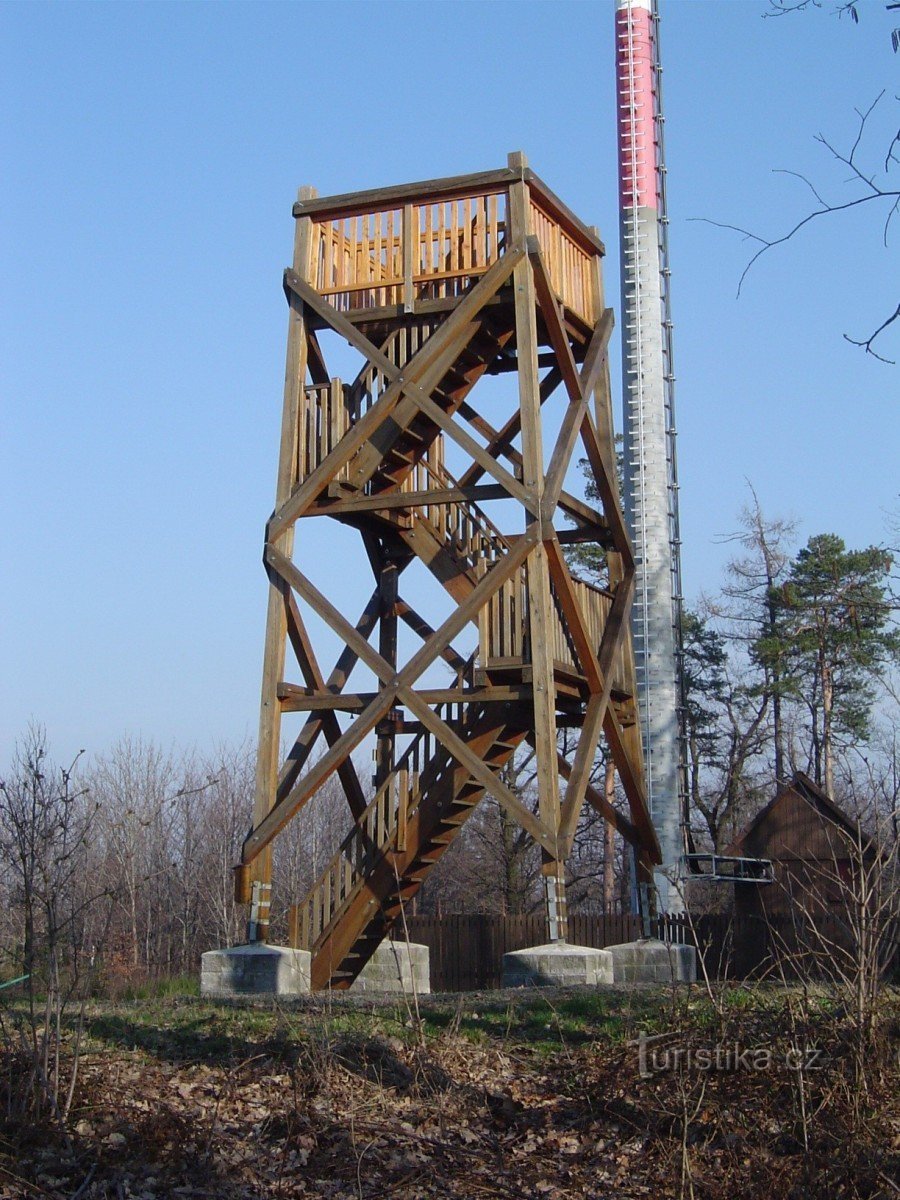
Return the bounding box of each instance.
[200,943,311,998]
[502,941,614,988]
[605,938,696,984]
[350,941,431,994]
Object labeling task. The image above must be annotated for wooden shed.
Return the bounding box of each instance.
[728,772,871,919]
[726,772,879,975]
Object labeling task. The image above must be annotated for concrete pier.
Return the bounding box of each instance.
[501,942,614,988]
[350,941,431,995]
[605,938,696,984]
[200,944,311,998]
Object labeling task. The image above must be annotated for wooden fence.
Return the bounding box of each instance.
[399,911,900,991]
[403,912,687,991]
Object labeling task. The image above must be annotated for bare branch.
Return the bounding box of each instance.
[694,92,900,357]
[843,301,900,363]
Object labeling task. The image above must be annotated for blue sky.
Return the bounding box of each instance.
[2,0,897,762]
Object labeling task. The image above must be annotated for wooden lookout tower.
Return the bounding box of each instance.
[235,153,662,990]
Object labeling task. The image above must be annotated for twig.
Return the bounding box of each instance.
[69,1163,97,1200]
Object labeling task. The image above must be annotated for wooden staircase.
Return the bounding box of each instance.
[300,312,517,504]
[292,702,530,990]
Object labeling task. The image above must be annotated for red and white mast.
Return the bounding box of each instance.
[615,0,686,912]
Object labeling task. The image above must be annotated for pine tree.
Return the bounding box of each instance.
[759,534,900,796]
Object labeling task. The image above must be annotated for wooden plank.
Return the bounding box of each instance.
[293,168,514,221]
[277,682,533,711]
[545,540,602,691]
[306,483,507,517]
[402,203,414,311]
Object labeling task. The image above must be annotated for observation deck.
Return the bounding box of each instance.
[290,164,604,337]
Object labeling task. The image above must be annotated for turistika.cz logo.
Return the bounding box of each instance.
[634,1031,828,1078]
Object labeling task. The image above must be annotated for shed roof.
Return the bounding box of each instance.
[726,772,870,859]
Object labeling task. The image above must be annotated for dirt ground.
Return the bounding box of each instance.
[2,985,899,1199]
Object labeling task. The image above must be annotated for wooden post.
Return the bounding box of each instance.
[508,151,566,942]
[248,184,317,940]
[287,903,300,949]
[402,203,415,313]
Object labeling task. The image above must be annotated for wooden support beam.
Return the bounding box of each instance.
[396,601,469,674]
[510,164,564,910]
[578,406,634,571]
[528,245,624,542]
[267,546,398,689]
[243,685,398,863]
[250,187,317,895]
[306,329,330,385]
[527,237,584,403]
[283,592,368,818]
[375,550,399,789]
[545,540,602,692]
[400,688,556,855]
[545,540,616,852]
[277,682,533,712]
[554,748,639,846]
[402,384,532,509]
[306,483,507,517]
[457,366,562,488]
[277,590,380,803]
[604,705,661,863]
[558,694,608,855]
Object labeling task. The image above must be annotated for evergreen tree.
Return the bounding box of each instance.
[758,534,900,796]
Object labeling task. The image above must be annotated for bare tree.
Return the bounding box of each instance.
[0,726,104,1125]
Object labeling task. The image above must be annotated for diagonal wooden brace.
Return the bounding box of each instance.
[269,247,526,539]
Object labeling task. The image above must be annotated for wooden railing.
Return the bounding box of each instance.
[529,198,593,323]
[312,192,507,314]
[300,169,599,325]
[478,563,618,683]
